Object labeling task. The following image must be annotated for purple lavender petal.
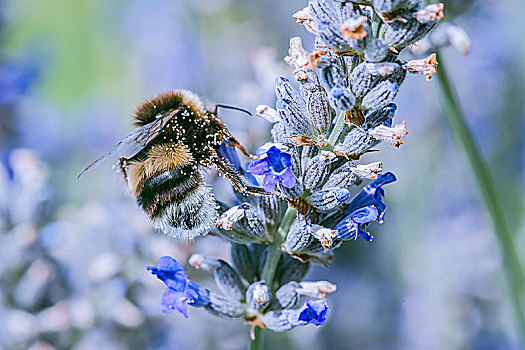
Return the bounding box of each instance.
[343,172,396,219]
[147,256,187,291]
[263,173,280,192]
[187,281,210,307]
[161,288,189,317]
[297,300,328,325]
[335,219,358,240]
[350,206,379,224]
[148,256,209,315]
[247,158,270,175]
[279,168,297,189]
[266,146,286,172]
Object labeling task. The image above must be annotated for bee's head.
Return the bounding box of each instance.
[133,90,207,127]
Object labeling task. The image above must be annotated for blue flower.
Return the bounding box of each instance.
[334,172,396,241]
[147,256,209,317]
[247,144,296,192]
[297,300,328,326]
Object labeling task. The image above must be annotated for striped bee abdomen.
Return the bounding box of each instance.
[137,166,201,218]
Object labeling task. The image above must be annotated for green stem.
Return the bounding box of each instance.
[249,207,296,350]
[326,111,347,151]
[261,207,297,284]
[436,50,525,342]
[249,327,265,350]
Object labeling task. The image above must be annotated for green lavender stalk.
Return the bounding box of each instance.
[249,327,264,350]
[436,50,525,342]
[250,207,298,350]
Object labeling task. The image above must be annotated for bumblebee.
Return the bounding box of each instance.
[79,90,268,240]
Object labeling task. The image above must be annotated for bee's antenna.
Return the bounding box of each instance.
[215,104,252,116]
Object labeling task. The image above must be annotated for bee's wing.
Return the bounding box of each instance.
[78,108,180,178]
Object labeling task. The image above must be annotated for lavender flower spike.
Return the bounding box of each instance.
[247,144,297,192]
[147,256,210,317]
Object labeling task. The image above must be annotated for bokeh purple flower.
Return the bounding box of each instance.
[147,256,209,317]
[247,144,296,192]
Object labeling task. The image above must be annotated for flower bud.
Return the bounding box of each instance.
[414,3,444,24]
[364,39,389,62]
[213,260,246,301]
[336,1,360,22]
[230,243,258,283]
[319,58,346,90]
[364,103,396,128]
[283,220,314,253]
[188,254,221,271]
[275,281,304,309]
[322,162,359,190]
[216,203,267,241]
[256,105,281,123]
[190,255,246,301]
[254,195,285,233]
[328,86,356,111]
[305,85,332,133]
[279,180,304,200]
[301,145,319,171]
[403,53,438,81]
[310,225,338,247]
[275,253,310,287]
[293,7,317,34]
[284,37,312,81]
[336,127,379,155]
[361,80,399,110]
[309,0,338,24]
[365,62,399,77]
[303,152,335,190]
[275,77,312,137]
[297,281,337,299]
[372,0,416,13]
[352,161,383,179]
[259,309,298,332]
[246,281,271,310]
[205,292,245,319]
[350,62,381,98]
[384,16,437,48]
[368,121,408,147]
[309,187,350,212]
[431,23,471,55]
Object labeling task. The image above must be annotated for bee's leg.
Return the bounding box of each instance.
[226,136,258,160]
[119,158,130,183]
[210,154,271,196]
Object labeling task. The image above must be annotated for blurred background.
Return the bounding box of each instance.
[1,0,524,349]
